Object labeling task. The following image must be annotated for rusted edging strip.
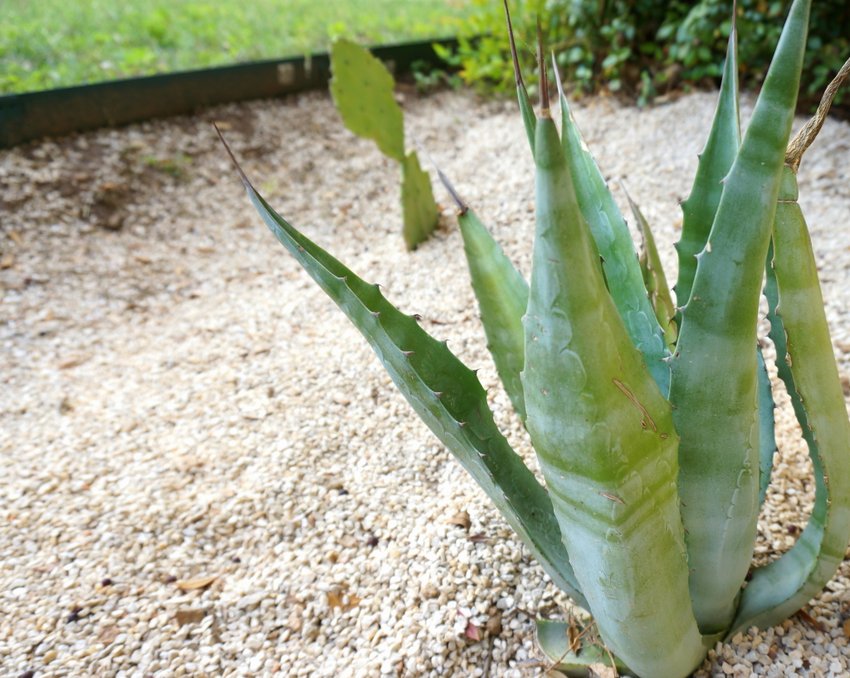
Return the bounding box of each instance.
[0,38,458,149]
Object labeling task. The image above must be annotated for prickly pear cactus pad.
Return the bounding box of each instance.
[400,151,439,250]
[330,38,405,163]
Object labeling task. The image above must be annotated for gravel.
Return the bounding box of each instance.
[1,86,849,677]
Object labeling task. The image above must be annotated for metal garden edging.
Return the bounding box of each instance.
[0,38,458,149]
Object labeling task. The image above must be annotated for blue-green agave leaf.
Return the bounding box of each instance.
[439,171,529,420]
[669,0,811,633]
[216,127,585,607]
[624,187,678,350]
[523,115,705,677]
[552,59,671,395]
[730,168,850,634]
[756,346,778,505]
[674,14,741,319]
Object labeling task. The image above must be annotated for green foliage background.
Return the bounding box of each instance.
[439,0,850,109]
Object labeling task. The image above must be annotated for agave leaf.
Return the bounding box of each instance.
[457,209,527,419]
[522,115,704,677]
[552,60,671,395]
[400,151,439,250]
[730,168,850,634]
[536,620,631,677]
[624,187,678,350]
[756,346,778,505]
[215,128,586,608]
[438,171,528,420]
[669,0,811,633]
[330,38,405,162]
[674,12,740,318]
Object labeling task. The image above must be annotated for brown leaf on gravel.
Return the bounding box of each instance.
[175,575,218,591]
[796,608,825,631]
[843,618,850,639]
[174,608,207,625]
[97,625,119,644]
[568,617,582,653]
[327,587,360,611]
[0,254,14,269]
[322,475,345,490]
[486,612,502,637]
[447,510,471,530]
[287,604,305,631]
[468,532,491,543]
[59,355,91,369]
[464,620,482,642]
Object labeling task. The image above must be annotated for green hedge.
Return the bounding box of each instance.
[437,0,849,110]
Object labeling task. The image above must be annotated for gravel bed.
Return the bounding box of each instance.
[1,86,849,677]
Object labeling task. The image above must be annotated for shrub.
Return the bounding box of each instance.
[440,0,850,112]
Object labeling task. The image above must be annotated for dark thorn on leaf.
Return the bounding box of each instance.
[437,169,469,215]
[503,0,523,88]
[536,18,549,113]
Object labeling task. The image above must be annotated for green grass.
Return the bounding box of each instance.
[0,0,472,94]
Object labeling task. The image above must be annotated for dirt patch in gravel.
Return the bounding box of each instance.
[2,87,850,676]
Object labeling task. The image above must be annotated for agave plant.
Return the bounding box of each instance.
[218,0,850,674]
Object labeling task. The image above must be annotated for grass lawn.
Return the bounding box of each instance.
[0,0,472,94]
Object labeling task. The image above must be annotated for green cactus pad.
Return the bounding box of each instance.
[400,151,439,250]
[330,38,405,162]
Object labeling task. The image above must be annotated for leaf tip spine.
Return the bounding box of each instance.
[436,168,469,215]
[536,18,550,116]
[550,51,566,104]
[502,0,524,88]
[214,123,252,190]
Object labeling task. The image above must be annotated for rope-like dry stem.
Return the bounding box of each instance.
[786,56,850,171]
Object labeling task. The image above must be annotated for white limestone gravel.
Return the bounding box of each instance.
[1,86,849,677]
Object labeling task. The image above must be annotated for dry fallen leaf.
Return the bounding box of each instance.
[464,620,481,642]
[447,510,471,530]
[796,608,825,631]
[175,608,207,625]
[568,617,582,653]
[327,587,360,611]
[175,575,218,591]
[59,355,91,370]
[843,618,850,639]
[97,625,120,644]
[287,606,304,632]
